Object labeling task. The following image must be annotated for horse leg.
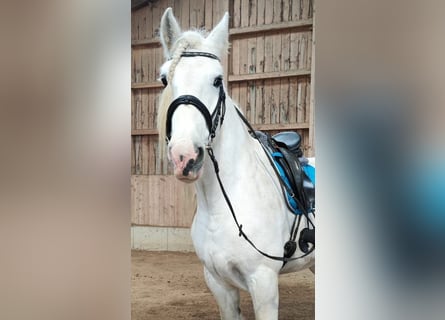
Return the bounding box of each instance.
[248,267,279,320]
[204,267,244,320]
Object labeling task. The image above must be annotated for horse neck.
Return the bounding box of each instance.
[196,97,260,196]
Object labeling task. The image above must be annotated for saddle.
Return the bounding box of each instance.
[256,131,315,215]
[255,131,315,255]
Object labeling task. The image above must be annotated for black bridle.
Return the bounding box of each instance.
[164,51,314,264]
[165,51,226,142]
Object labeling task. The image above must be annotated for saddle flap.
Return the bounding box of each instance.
[275,147,315,214]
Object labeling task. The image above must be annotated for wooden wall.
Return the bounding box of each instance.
[131,0,314,227]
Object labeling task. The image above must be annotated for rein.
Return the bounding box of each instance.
[165,51,314,263]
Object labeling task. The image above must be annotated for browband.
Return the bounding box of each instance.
[166,51,220,61]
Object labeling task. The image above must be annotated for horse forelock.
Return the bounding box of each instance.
[156,31,203,157]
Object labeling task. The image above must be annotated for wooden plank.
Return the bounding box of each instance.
[281,32,291,71]
[230,38,240,75]
[143,5,152,39]
[254,122,310,131]
[146,89,154,130]
[131,137,136,175]
[270,78,280,124]
[131,7,138,41]
[289,32,298,70]
[265,0,273,25]
[131,175,197,227]
[131,122,310,136]
[153,134,160,175]
[134,8,142,40]
[142,135,150,174]
[308,15,315,157]
[307,32,313,71]
[133,50,141,83]
[304,78,310,123]
[229,82,240,109]
[299,32,307,70]
[257,0,265,27]
[213,0,227,29]
[131,91,136,130]
[141,49,149,83]
[296,78,305,123]
[273,0,282,23]
[255,34,265,73]
[239,38,248,75]
[131,82,164,89]
[131,38,161,48]
[249,81,257,123]
[233,0,241,28]
[229,19,312,37]
[134,90,142,129]
[283,0,291,22]
[264,35,273,73]
[141,89,149,129]
[240,0,249,28]
[254,80,265,124]
[131,0,150,11]
[292,0,302,20]
[272,33,281,72]
[288,77,298,123]
[190,0,205,29]
[248,0,257,26]
[247,37,257,74]
[132,128,158,136]
[303,0,310,20]
[152,2,161,40]
[263,79,272,124]
[134,135,142,174]
[238,82,248,119]
[204,0,213,30]
[228,69,310,82]
[279,78,290,123]
[154,46,162,84]
[180,0,190,29]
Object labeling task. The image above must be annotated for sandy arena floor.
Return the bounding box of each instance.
[132,250,314,319]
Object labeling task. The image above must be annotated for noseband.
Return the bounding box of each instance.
[165,51,226,143]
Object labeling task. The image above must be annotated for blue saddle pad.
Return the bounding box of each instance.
[272,152,315,215]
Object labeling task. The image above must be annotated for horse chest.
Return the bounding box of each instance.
[191,213,251,288]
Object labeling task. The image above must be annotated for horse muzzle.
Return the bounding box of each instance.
[168,142,205,182]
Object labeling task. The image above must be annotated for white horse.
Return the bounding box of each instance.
[157,8,315,320]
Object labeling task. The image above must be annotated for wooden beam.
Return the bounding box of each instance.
[228,70,311,82]
[131,0,150,11]
[131,82,163,89]
[131,123,309,136]
[229,19,313,38]
[132,19,313,47]
[131,38,161,48]
[132,129,158,136]
[254,123,310,131]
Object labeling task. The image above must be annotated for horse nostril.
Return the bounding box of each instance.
[196,147,204,163]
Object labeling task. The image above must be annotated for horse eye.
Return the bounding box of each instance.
[213,76,223,88]
[161,75,168,87]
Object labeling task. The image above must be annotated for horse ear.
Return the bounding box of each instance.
[206,12,229,58]
[160,8,181,59]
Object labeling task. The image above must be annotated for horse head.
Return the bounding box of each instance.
[157,8,229,182]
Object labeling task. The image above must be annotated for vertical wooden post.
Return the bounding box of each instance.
[308,3,316,157]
